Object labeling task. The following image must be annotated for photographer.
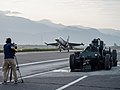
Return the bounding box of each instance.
[2,38,17,84]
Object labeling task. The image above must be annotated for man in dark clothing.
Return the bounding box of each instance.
[2,38,17,84]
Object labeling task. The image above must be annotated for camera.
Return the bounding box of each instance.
[12,43,17,55]
[13,43,17,49]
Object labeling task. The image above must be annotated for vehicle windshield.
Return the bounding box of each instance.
[84,46,98,52]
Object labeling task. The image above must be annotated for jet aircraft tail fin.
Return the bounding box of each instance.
[67,36,69,43]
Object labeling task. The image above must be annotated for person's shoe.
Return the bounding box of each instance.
[14,81,18,84]
[2,81,7,85]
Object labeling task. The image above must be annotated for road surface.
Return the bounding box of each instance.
[0,51,120,90]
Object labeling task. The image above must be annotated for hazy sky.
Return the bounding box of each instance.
[0,0,120,30]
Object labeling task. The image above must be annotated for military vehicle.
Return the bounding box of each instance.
[69,38,117,72]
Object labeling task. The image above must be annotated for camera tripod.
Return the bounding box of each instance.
[8,55,24,83]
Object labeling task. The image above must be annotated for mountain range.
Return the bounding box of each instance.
[0,12,120,46]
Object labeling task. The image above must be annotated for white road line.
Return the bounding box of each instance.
[0,70,53,84]
[18,58,68,66]
[0,66,69,84]
[22,71,53,79]
[0,58,68,69]
[16,51,60,54]
[56,76,88,90]
[22,66,69,79]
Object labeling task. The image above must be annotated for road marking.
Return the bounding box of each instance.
[56,76,88,90]
[16,51,60,54]
[22,71,53,79]
[0,58,68,69]
[52,67,70,72]
[18,58,68,66]
[0,66,69,85]
[21,67,69,79]
[0,70,53,85]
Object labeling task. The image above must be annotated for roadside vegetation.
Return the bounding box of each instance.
[0,44,118,53]
[0,48,58,53]
[0,50,2,53]
[18,48,58,52]
[0,48,84,53]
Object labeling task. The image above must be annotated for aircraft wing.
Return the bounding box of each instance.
[45,42,59,47]
[68,43,84,46]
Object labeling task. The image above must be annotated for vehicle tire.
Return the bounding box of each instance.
[112,49,117,66]
[69,54,75,72]
[105,54,111,70]
[68,49,69,52]
[114,61,117,66]
[82,65,86,72]
[60,49,61,52]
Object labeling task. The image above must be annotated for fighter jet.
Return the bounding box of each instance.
[45,36,84,52]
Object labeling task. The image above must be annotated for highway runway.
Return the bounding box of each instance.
[0,51,120,90]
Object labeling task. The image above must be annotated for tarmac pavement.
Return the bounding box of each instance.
[0,51,120,90]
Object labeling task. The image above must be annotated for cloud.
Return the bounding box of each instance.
[0,10,21,15]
